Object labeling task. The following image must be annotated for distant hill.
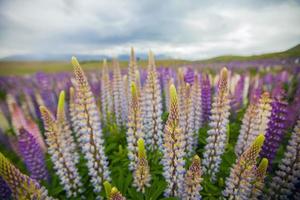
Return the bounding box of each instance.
[198,43,300,63]
[1,53,170,62]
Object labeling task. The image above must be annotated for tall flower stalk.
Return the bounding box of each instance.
[127,82,144,171]
[142,51,164,151]
[162,84,186,197]
[268,118,300,199]
[235,104,259,157]
[260,93,287,166]
[101,59,113,123]
[40,91,82,197]
[0,152,53,199]
[71,57,110,195]
[133,138,151,192]
[223,134,265,200]
[112,58,128,126]
[18,128,48,181]
[183,155,202,200]
[201,74,211,123]
[202,67,230,181]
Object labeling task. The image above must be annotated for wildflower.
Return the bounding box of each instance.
[101,59,113,123]
[127,82,144,170]
[183,155,203,200]
[249,158,268,199]
[71,57,110,195]
[142,51,164,151]
[260,92,287,166]
[112,58,128,126]
[223,134,265,200]
[40,90,82,197]
[0,152,53,199]
[201,74,211,123]
[162,84,186,197]
[133,138,151,192]
[268,118,300,199]
[0,176,11,199]
[202,67,230,181]
[18,128,48,181]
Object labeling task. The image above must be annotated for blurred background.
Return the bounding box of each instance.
[0,0,300,75]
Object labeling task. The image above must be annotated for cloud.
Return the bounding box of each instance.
[0,0,300,59]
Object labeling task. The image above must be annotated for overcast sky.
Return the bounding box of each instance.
[0,0,300,60]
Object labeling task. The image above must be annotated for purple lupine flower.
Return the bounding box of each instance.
[184,67,194,84]
[201,73,211,123]
[231,75,244,112]
[18,128,48,181]
[250,77,262,104]
[260,90,287,167]
[0,176,11,199]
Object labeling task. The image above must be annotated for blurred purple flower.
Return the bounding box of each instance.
[18,128,48,181]
[0,176,11,199]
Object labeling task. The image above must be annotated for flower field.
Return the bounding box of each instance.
[0,48,300,200]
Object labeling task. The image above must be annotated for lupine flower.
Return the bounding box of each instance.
[235,104,259,157]
[201,74,211,123]
[112,58,128,126]
[249,158,268,199]
[184,68,194,84]
[101,59,113,123]
[223,134,265,200]
[7,94,47,152]
[127,82,144,171]
[242,75,250,106]
[260,91,287,167]
[183,155,202,200]
[191,73,203,132]
[202,67,230,181]
[104,181,126,200]
[40,91,82,197]
[133,138,151,192]
[162,84,186,197]
[178,71,194,156]
[69,87,80,138]
[142,51,164,151]
[18,128,48,181]
[231,75,244,111]
[268,118,300,199]
[71,57,110,195]
[128,47,139,95]
[256,92,272,136]
[0,152,53,199]
[0,176,11,199]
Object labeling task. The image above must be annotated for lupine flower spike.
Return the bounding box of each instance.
[18,128,48,181]
[183,155,203,200]
[112,58,128,126]
[201,74,211,123]
[133,138,151,192]
[69,87,80,138]
[101,59,113,123]
[268,118,300,199]
[235,104,259,157]
[71,57,110,195]
[162,84,186,197]
[40,91,82,197]
[223,134,265,200]
[104,181,126,200]
[202,67,230,181]
[127,82,144,171]
[249,158,268,199]
[0,152,54,199]
[142,51,164,151]
[260,92,287,166]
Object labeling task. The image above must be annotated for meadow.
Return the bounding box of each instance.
[0,47,300,200]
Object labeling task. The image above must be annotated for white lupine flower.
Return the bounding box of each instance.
[142,51,164,151]
[101,59,113,123]
[267,118,300,199]
[202,67,230,181]
[71,57,111,197]
[40,91,82,198]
